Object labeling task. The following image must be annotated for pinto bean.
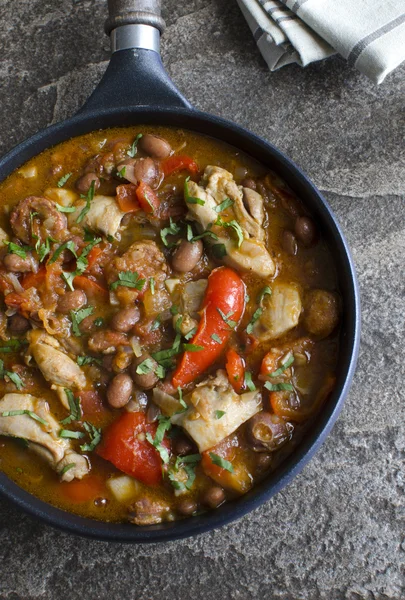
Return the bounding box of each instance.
[177,498,197,516]
[7,314,30,335]
[295,216,316,247]
[111,306,140,332]
[57,290,87,314]
[75,173,100,194]
[172,435,196,457]
[139,134,172,159]
[241,178,257,190]
[119,157,160,188]
[171,239,203,273]
[107,373,133,408]
[246,412,293,452]
[201,486,225,509]
[3,253,34,273]
[130,352,159,390]
[282,230,298,256]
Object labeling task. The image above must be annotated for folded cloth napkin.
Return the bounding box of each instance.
[237,0,405,83]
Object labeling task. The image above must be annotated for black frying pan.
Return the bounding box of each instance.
[0,0,360,542]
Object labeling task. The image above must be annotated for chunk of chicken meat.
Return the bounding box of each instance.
[186,166,275,277]
[68,195,125,239]
[171,370,262,452]
[25,330,86,408]
[252,282,302,341]
[106,240,168,305]
[0,393,89,481]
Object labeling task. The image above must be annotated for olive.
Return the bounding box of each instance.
[139,134,172,159]
[107,373,133,408]
[282,230,298,256]
[295,216,316,247]
[201,486,226,509]
[3,253,33,273]
[131,353,159,390]
[7,314,30,335]
[57,290,87,314]
[177,498,197,516]
[246,412,293,452]
[171,239,203,273]
[75,173,100,194]
[110,306,140,333]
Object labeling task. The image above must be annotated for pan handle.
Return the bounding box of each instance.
[78,0,191,113]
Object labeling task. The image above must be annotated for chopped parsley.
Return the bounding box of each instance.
[150,315,161,331]
[214,197,234,213]
[270,352,294,377]
[77,355,102,367]
[217,308,237,329]
[246,285,272,334]
[170,304,179,316]
[70,306,94,337]
[136,358,155,375]
[211,243,227,259]
[146,416,171,464]
[0,339,25,354]
[49,240,77,265]
[168,453,201,491]
[55,203,76,213]
[190,230,219,243]
[57,173,72,188]
[184,177,205,206]
[215,410,226,419]
[60,463,76,476]
[1,409,48,426]
[117,166,126,178]
[5,242,31,259]
[183,343,204,352]
[80,422,102,452]
[59,429,85,440]
[35,236,54,263]
[127,133,143,158]
[211,333,222,344]
[75,237,102,273]
[244,371,256,391]
[150,277,155,295]
[184,326,197,340]
[264,382,295,392]
[77,180,95,224]
[110,271,145,291]
[94,317,104,327]
[0,360,24,390]
[215,216,244,248]
[60,389,82,425]
[209,452,234,473]
[160,218,181,247]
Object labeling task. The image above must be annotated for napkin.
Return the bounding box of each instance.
[236,0,405,83]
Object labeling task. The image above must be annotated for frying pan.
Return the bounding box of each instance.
[0,0,360,542]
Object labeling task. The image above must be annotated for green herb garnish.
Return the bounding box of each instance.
[77,355,102,367]
[77,180,95,224]
[59,429,85,439]
[150,316,161,331]
[246,285,272,334]
[264,382,295,392]
[160,219,181,247]
[49,240,77,265]
[136,358,154,375]
[184,177,205,206]
[127,133,143,158]
[244,371,256,391]
[1,409,47,426]
[209,452,234,473]
[215,216,244,248]
[216,308,237,329]
[110,271,146,291]
[70,306,94,337]
[215,410,226,419]
[0,339,25,354]
[269,353,294,377]
[211,333,222,344]
[60,389,82,425]
[184,327,197,340]
[60,463,76,476]
[150,277,155,295]
[146,416,171,464]
[5,242,31,259]
[55,203,76,213]
[183,343,204,352]
[57,173,72,188]
[80,422,102,452]
[214,198,234,213]
[117,166,126,178]
[0,360,24,390]
[211,243,227,259]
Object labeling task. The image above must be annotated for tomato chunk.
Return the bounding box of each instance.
[96,412,169,485]
[135,181,160,214]
[116,183,141,213]
[201,437,252,494]
[161,155,199,177]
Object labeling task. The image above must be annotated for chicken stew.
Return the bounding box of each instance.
[0,127,340,524]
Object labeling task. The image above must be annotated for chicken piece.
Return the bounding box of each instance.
[252,282,302,341]
[171,370,262,452]
[25,330,86,406]
[10,196,68,244]
[182,279,207,318]
[68,195,125,239]
[106,240,168,305]
[44,187,78,208]
[186,166,275,277]
[0,393,89,481]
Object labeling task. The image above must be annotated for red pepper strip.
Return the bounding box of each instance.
[225,349,245,394]
[96,412,169,485]
[135,181,160,214]
[21,267,46,290]
[85,246,103,272]
[161,155,199,177]
[73,275,109,300]
[116,183,141,213]
[172,266,246,388]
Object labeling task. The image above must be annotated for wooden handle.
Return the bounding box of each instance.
[105,0,165,35]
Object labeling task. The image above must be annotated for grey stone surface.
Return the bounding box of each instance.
[0,1,404,598]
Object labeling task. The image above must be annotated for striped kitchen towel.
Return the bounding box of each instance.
[237,0,405,83]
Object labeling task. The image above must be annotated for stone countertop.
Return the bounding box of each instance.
[0,1,404,598]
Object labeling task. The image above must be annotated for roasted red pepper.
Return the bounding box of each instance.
[96,412,169,485]
[161,155,199,177]
[172,266,246,388]
[135,181,160,213]
[116,183,141,213]
[225,348,245,394]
